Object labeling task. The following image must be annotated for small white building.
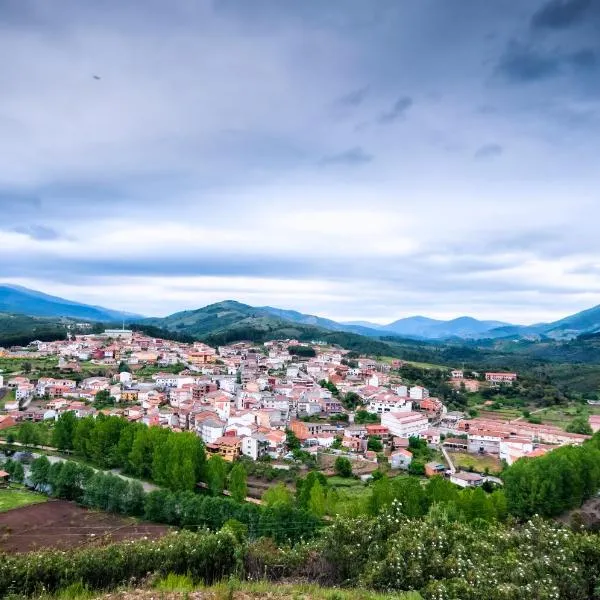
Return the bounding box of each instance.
[199,419,226,444]
[409,386,429,401]
[450,471,484,488]
[390,449,413,470]
[241,434,269,460]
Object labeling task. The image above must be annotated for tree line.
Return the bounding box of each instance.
[503,432,600,518]
[26,455,320,544]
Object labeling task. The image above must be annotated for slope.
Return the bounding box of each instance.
[0,284,142,322]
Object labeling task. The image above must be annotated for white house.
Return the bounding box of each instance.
[199,419,226,444]
[367,396,412,414]
[390,448,413,470]
[119,371,132,385]
[468,431,504,455]
[450,472,484,488]
[381,411,429,438]
[241,434,269,461]
[409,386,429,401]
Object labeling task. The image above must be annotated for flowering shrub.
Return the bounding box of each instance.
[0,529,237,598]
[298,503,600,599]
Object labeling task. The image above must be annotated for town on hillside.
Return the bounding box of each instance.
[1,328,596,486]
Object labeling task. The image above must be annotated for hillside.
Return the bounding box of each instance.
[0,313,71,347]
[0,284,142,322]
[142,301,400,356]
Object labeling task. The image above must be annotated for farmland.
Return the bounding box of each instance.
[0,499,169,553]
[0,488,47,513]
[447,451,503,474]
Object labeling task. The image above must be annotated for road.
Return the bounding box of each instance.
[0,439,158,492]
[511,407,545,423]
[440,444,456,474]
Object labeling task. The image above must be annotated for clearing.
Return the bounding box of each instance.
[0,487,47,513]
[0,499,169,553]
[447,451,503,474]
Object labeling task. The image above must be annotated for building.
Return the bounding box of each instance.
[390,449,412,470]
[0,470,9,487]
[467,430,505,454]
[207,436,241,462]
[485,372,517,385]
[103,329,133,340]
[241,434,269,460]
[409,386,429,401]
[589,415,600,433]
[425,462,446,477]
[450,471,484,488]
[381,411,429,438]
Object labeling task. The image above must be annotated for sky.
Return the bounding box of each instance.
[1,0,600,324]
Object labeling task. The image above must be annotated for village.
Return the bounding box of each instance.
[1,328,597,489]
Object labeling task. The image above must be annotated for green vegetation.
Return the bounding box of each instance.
[334,457,353,478]
[0,487,47,512]
[0,313,71,347]
[3,509,600,599]
[503,434,600,518]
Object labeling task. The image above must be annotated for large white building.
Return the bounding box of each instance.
[381,411,429,438]
[367,397,412,414]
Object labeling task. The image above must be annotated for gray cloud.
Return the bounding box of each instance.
[474,143,503,160]
[336,87,369,107]
[531,0,593,30]
[497,42,561,82]
[320,147,373,166]
[10,225,65,241]
[378,96,413,124]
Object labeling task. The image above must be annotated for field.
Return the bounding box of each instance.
[0,499,169,553]
[0,487,47,513]
[448,451,503,474]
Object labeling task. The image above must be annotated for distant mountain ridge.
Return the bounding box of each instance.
[0,284,142,322]
[3,284,600,342]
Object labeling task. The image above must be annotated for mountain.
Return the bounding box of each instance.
[0,284,142,322]
[260,307,387,337]
[381,315,509,340]
[142,301,400,356]
[541,304,600,339]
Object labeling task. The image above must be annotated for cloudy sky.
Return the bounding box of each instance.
[1,0,600,324]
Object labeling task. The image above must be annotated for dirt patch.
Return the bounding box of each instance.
[559,496,600,530]
[318,453,378,476]
[0,499,169,553]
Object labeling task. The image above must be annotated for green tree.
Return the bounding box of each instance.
[262,482,293,507]
[367,436,383,452]
[566,416,593,435]
[17,422,41,446]
[308,480,326,517]
[228,463,248,502]
[10,461,25,483]
[30,455,51,490]
[334,456,353,478]
[343,391,362,410]
[206,455,228,496]
[52,411,77,451]
[285,429,301,451]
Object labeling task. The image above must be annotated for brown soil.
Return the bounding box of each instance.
[0,499,169,553]
[318,453,379,475]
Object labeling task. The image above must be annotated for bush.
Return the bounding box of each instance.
[334,457,353,478]
[0,530,237,598]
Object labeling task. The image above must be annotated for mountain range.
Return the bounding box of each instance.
[0,284,141,323]
[2,283,600,342]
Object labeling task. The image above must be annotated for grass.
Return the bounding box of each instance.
[447,451,503,475]
[327,476,365,488]
[0,487,48,512]
[154,574,196,593]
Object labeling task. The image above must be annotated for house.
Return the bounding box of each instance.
[381,411,429,438]
[0,470,9,487]
[409,386,429,401]
[485,372,517,386]
[0,415,17,430]
[390,449,413,470]
[241,434,269,460]
[207,436,242,462]
[451,370,464,379]
[425,462,446,477]
[450,471,484,488]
